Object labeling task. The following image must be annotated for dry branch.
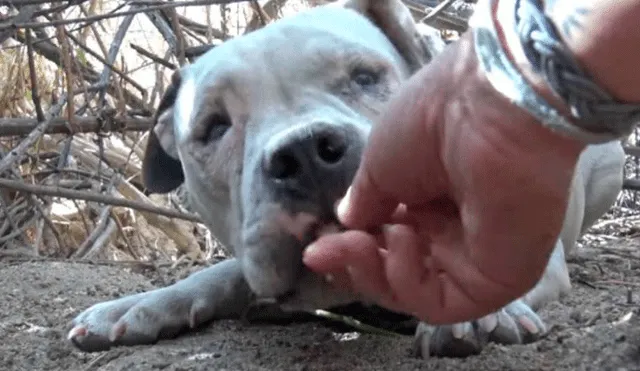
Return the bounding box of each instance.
[0,97,66,175]
[0,116,153,137]
[177,15,226,40]
[404,0,472,32]
[63,30,146,97]
[2,0,254,29]
[11,31,149,111]
[0,177,203,223]
[25,28,45,121]
[95,8,138,107]
[0,5,38,44]
[130,43,178,70]
[74,204,114,258]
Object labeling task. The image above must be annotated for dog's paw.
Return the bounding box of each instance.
[68,288,213,352]
[412,299,546,358]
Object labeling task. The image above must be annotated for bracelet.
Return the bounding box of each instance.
[470,0,637,144]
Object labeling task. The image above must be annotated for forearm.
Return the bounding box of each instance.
[496,0,640,120]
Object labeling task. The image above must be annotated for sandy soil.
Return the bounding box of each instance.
[1,235,640,371]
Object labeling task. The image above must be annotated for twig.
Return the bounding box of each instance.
[0,4,38,44]
[311,309,401,337]
[110,208,138,259]
[246,0,286,32]
[96,8,137,108]
[420,0,456,23]
[25,28,45,122]
[3,0,253,29]
[165,6,187,66]
[184,44,215,59]
[249,0,268,27]
[64,30,147,97]
[403,0,470,32]
[74,205,113,258]
[0,177,203,223]
[594,280,640,288]
[12,31,149,111]
[145,10,179,56]
[0,116,153,137]
[590,214,640,231]
[177,15,226,40]
[130,43,177,70]
[53,12,74,128]
[30,195,63,252]
[0,195,37,246]
[0,97,67,175]
[0,196,23,245]
[29,2,84,23]
[0,0,90,6]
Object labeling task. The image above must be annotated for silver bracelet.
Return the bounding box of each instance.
[470,0,637,144]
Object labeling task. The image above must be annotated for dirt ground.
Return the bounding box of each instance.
[2,228,640,371]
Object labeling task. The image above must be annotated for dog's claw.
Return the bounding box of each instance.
[67,325,87,340]
[109,322,127,342]
[414,299,546,358]
[68,287,215,352]
[477,313,498,333]
[451,322,471,339]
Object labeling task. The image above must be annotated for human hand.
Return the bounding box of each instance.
[302,31,586,325]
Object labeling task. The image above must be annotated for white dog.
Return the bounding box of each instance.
[67,0,625,358]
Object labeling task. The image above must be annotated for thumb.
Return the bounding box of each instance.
[336,169,399,230]
[336,60,450,230]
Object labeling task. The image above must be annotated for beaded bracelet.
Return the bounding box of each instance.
[470,0,639,144]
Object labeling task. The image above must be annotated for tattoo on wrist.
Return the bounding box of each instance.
[543,1,591,40]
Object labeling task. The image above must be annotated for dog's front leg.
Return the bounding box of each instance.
[68,258,252,352]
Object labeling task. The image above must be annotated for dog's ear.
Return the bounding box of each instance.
[142,71,185,194]
[334,0,446,71]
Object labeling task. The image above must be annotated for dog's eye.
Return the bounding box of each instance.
[351,68,380,87]
[201,113,231,143]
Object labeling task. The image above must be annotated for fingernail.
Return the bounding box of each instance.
[336,187,352,220]
[303,243,319,261]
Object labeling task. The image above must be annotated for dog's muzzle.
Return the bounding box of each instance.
[261,122,364,203]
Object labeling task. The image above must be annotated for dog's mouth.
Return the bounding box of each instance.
[251,217,346,306]
[271,211,344,245]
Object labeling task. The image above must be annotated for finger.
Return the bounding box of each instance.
[303,230,384,275]
[337,67,447,230]
[381,225,518,324]
[336,178,399,230]
[334,199,413,234]
[380,224,440,316]
[302,231,395,302]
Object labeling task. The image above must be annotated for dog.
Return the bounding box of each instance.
[67,0,625,358]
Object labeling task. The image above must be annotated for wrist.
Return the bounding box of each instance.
[467,38,585,162]
[472,0,637,144]
[494,0,572,119]
[497,0,640,111]
[453,31,585,162]
[543,0,640,103]
[471,0,603,146]
[492,0,640,141]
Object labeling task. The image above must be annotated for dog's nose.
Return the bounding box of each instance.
[263,123,359,189]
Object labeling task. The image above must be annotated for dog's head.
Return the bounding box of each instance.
[142,0,446,309]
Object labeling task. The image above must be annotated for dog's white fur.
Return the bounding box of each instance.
[67,0,625,358]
